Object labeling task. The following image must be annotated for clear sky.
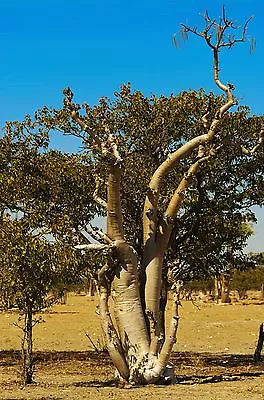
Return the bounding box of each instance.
[0,0,263,252]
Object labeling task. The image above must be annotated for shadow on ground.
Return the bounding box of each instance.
[1,350,264,387]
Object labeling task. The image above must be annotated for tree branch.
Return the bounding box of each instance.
[75,243,109,251]
[232,123,264,156]
[93,177,107,209]
[143,281,182,383]
[154,280,182,374]
[248,123,264,155]
[88,224,113,244]
[159,153,210,252]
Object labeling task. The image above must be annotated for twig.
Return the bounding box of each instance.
[84,331,99,353]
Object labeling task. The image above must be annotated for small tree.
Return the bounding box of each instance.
[0,217,79,383]
[0,126,86,384]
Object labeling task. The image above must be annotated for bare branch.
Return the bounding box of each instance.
[93,177,107,208]
[155,280,182,370]
[75,243,109,251]
[63,88,102,147]
[179,10,254,55]
[162,154,210,231]
[201,111,210,129]
[88,224,113,244]
[80,228,103,245]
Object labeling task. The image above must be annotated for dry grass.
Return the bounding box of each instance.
[1,293,264,399]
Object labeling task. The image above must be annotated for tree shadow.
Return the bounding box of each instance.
[172,351,256,368]
[73,379,117,388]
[1,349,264,388]
[176,371,264,385]
[0,349,110,364]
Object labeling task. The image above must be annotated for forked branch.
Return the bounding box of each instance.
[144,8,252,245]
[180,6,253,52]
[63,87,101,146]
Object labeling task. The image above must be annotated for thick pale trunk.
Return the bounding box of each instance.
[144,162,201,353]
[111,242,150,369]
[144,250,164,356]
[107,166,124,241]
[105,163,150,380]
[99,278,129,379]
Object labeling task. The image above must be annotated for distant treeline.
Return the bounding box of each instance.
[184,255,264,300]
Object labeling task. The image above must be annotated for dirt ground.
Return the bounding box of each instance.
[1,293,264,399]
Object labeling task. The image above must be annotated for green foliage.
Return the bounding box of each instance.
[184,278,215,293]
[231,268,264,293]
[33,84,264,278]
[231,252,264,294]
[183,253,264,296]
[0,119,97,311]
[0,84,263,298]
[0,216,79,312]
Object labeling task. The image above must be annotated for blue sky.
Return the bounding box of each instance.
[0,0,263,252]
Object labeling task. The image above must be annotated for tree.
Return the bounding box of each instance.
[0,121,93,384]
[0,216,79,384]
[32,9,264,385]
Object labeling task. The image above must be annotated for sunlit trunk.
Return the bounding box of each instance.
[220,270,231,304]
[102,163,150,382]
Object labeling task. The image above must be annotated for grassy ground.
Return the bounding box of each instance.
[1,293,264,399]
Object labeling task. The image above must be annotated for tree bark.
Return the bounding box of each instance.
[22,306,34,384]
[220,268,232,304]
[106,163,150,380]
[111,241,150,374]
[253,323,264,362]
[98,274,129,379]
[144,160,202,355]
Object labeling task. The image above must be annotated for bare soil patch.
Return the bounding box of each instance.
[1,294,264,399]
